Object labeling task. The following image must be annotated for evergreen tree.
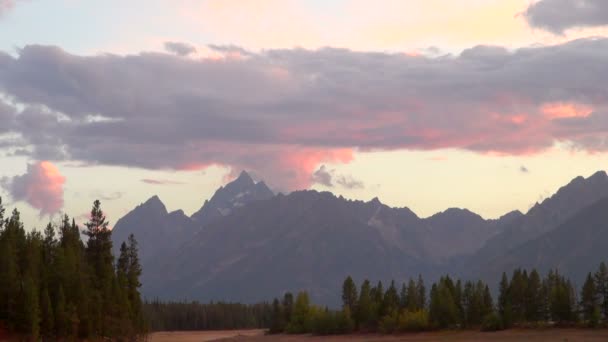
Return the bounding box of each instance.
[341,276,358,311]
[416,275,426,310]
[286,292,311,333]
[282,292,294,325]
[269,298,285,333]
[17,274,40,339]
[356,280,373,330]
[581,272,599,325]
[595,262,608,320]
[525,269,543,322]
[498,272,512,328]
[383,280,399,316]
[399,282,408,310]
[40,285,54,339]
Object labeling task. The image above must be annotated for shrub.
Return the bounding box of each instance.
[398,310,430,332]
[481,312,503,332]
[379,310,399,334]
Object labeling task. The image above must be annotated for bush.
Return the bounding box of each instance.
[379,310,399,334]
[481,312,503,332]
[398,310,430,332]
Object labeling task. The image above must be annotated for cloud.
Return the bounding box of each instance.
[141,178,184,185]
[520,165,529,173]
[91,191,123,201]
[335,175,364,189]
[312,165,364,189]
[1,161,65,215]
[0,0,21,16]
[311,165,332,187]
[164,41,197,56]
[1,40,608,189]
[525,0,608,34]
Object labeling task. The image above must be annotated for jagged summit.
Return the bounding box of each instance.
[139,195,167,213]
[191,170,274,225]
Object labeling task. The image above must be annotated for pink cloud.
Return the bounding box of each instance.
[2,161,66,215]
[541,102,593,119]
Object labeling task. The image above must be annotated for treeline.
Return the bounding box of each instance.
[0,198,145,340]
[143,300,273,331]
[269,264,608,335]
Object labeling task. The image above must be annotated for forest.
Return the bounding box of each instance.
[0,198,145,340]
[267,265,608,335]
[143,300,273,331]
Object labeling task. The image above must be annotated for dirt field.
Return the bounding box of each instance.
[214,329,608,342]
[148,329,265,342]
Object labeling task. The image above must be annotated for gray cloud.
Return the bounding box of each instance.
[1,40,608,189]
[525,0,608,34]
[164,41,197,56]
[141,178,184,185]
[91,191,123,201]
[520,165,529,173]
[312,165,364,189]
[335,175,364,189]
[311,165,333,187]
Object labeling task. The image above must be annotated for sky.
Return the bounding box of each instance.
[1,0,608,229]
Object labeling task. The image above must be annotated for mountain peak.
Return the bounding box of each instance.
[588,170,607,181]
[142,195,167,212]
[236,170,254,182]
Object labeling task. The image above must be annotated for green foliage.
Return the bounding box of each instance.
[144,300,273,331]
[0,198,145,339]
[398,309,429,332]
[481,312,503,332]
[341,276,358,311]
[285,292,312,333]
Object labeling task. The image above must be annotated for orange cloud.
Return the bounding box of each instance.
[541,102,593,119]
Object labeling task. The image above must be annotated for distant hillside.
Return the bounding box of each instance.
[476,197,608,285]
[468,171,608,279]
[143,190,508,305]
[113,170,608,305]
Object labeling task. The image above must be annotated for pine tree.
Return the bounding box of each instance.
[84,200,115,336]
[356,280,373,330]
[341,276,358,311]
[399,282,408,310]
[416,275,426,310]
[498,272,512,328]
[40,285,55,339]
[581,272,599,326]
[269,298,285,333]
[286,292,311,333]
[383,280,399,316]
[526,269,543,322]
[482,284,493,320]
[595,262,608,320]
[18,275,40,339]
[282,292,294,325]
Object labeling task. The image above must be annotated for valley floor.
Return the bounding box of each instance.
[209,329,608,342]
[148,329,266,342]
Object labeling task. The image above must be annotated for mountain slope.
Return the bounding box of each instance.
[144,191,504,305]
[191,171,274,225]
[477,197,608,285]
[112,196,199,265]
[473,171,608,263]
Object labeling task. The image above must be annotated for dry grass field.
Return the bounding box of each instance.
[148,329,266,342]
[211,329,608,342]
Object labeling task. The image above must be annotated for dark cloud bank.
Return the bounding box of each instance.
[0,39,608,189]
[525,0,608,34]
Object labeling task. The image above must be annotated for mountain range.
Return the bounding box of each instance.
[112,170,608,305]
